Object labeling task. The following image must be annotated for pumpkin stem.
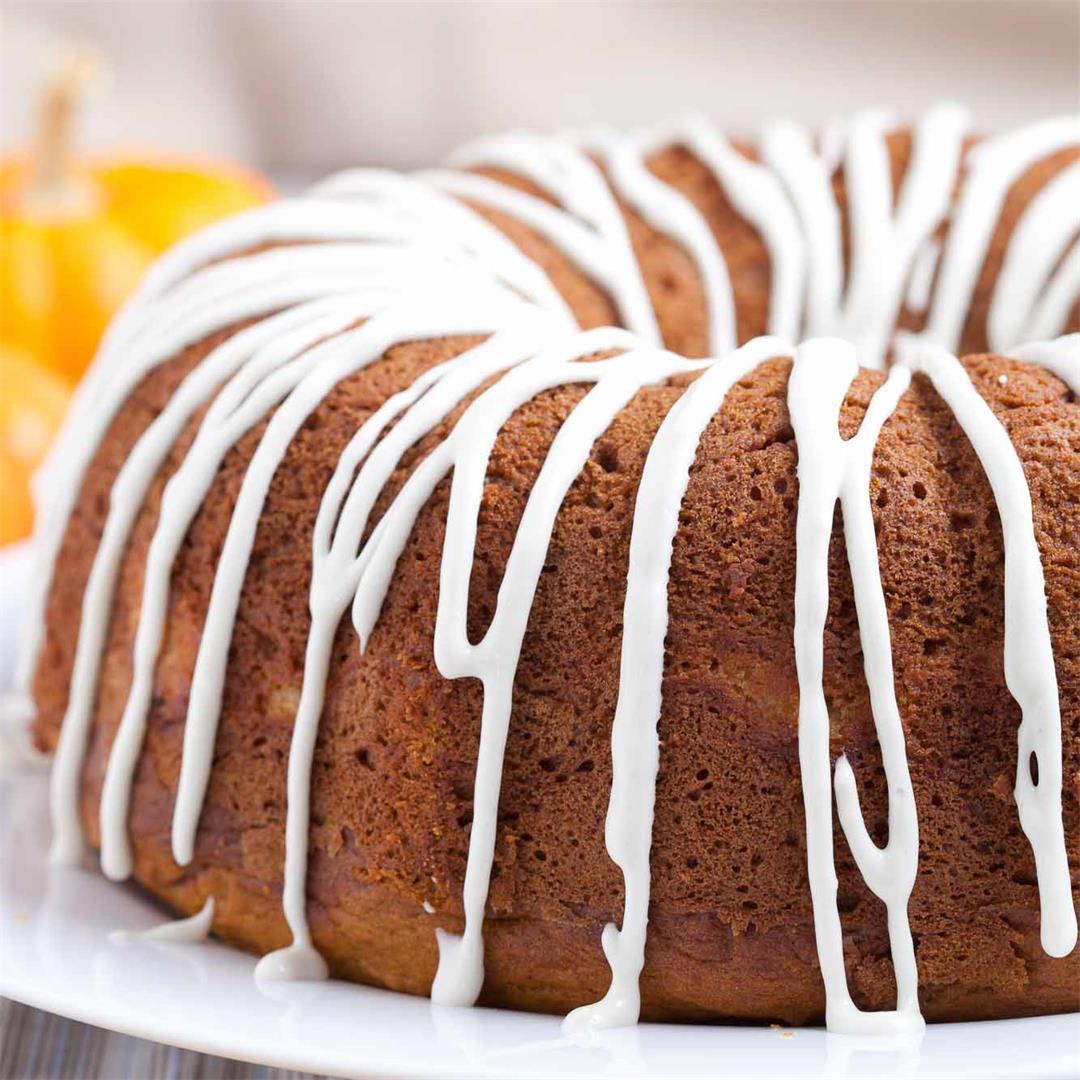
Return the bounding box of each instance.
[24,47,104,217]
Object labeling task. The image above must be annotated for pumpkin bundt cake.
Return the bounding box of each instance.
[16,105,1080,1033]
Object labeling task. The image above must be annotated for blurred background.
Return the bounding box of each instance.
[4,0,1079,173]
[0,0,1078,549]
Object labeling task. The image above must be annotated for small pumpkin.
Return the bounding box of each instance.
[0,51,273,385]
[0,347,71,546]
[0,51,272,544]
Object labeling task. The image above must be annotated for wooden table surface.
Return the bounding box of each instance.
[0,998,328,1080]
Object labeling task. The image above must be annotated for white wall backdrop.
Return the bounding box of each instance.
[2,0,1078,173]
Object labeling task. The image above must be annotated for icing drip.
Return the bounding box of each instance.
[423,166,660,342]
[19,107,1079,1033]
[675,117,805,342]
[763,105,968,367]
[922,117,1080,352]
[1024,244,1080,345]
[428,345,699,1006]
[1008,333,1080,391]
[988,162,1080,351]
[446,133,659,345]
[52,249,430,866]
[310,169,580,327]
[101,298,398,877]
[897,338,1077,958]
[19,201,496,724]
[255,318,565,980]
[584,127,738,354]
[904,239,941,315]
[343,332,706,1004]
[168,289,548,884]
[110,897,215,945]
[788,340,921,1034]
[563,335,790,1032]
[840,106,966,366]
[760,119,844,336]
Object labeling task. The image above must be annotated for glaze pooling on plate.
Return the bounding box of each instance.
[15,106,1080,1033]
[109,896,216,945]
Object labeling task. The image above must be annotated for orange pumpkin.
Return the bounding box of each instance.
[0,52,273,385]
[0,348,71,546]
[0,51,272,543]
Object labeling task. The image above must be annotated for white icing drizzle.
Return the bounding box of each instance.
[763,104,968,366]
[675,117,806,343]
[110,897,215,945]
[904,238,941,315]
[427,345,702,1005]
[843,106,966,366]
[421,169,659,344]
[988,161,1080,351]
[100,297,401,878]
[896,339,1078,959]
[167,289,549,884]
[788,340,921,1033]
[52,252,430,866]
[1008,333,1080,391]
[922,116,1080,352]
[345,334,706,1004]
[19,200,493,705]
[310,168,579,327]
[564,335,789,1032]
[760,118,844,336]
[446,132,659,345]
[582,127,738,354]
[254,317,565,981]
[1023,243,1080,345]
[24,108,1079,1034]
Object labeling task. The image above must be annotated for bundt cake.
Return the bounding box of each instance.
[15,104,1080,1034]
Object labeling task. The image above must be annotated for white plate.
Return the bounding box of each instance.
[0,545,1078,1080]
